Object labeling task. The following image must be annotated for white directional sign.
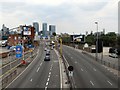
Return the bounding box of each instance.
[84,43,89,48]
[69,71,73,77]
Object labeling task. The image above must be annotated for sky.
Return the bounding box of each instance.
[0,0,119,34]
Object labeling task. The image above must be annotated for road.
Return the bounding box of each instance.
[62,45,118,88]
[6,44,60,89]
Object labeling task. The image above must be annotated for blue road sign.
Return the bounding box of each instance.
[16,45,23,58]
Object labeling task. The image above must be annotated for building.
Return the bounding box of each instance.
[8,26,35,46]
[0,24,9,40]
[49,25,56,37]
[42,23,47,37]
[33,22,39,33]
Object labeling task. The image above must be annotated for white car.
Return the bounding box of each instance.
[109,53,118,58]
[2,40,7,47]
[10,46,16,51]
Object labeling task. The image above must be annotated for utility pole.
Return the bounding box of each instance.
[60,38,62,56]
[95,22,98,61]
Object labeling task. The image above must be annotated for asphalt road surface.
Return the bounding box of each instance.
[62,45,118,88]
[6,44,60,89]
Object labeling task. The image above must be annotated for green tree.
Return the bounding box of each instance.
[85,34,95,45]
[52,32,56,36]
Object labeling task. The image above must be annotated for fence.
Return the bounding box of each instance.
[0,47,38,89]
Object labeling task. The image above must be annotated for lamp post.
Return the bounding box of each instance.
[95,22,98,61]
[73,32,75,48]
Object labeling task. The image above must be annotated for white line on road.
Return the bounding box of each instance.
[30,79,33,82]
[107,81,112,86]
[47,78,50,82]
[5,49,40,88]
[48,75,50,78]
[36,67,40,72]
[45,86,47,90]
[110,71,112,72]
[46,82,49,86]
[93,68,96,71]
[81,68,83,71]
[49,72,51,75]
[40,62,42,66]
[90,81,94,86]
[75,61,77,64]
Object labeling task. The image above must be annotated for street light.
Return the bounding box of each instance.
[95,22,98,61]
[73,32,75,48]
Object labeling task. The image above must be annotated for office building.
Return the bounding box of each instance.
[42,23,47,37]
[33,22,39,33]
[49,25,56,36]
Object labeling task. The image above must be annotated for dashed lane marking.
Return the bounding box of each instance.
[36,67,40,72]
[30,79,33,82]
[81,68,83,71]
[90,81,94,86]
[93,68,96,71]
[107,81,112,86]
[49,72,51,75]
[46,82,49,86]
[45,86,47,90]
[47,78,50,82]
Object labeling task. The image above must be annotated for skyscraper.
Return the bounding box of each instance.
[33,22,39,33]
[49,25,56,36]
[42,23,47,37]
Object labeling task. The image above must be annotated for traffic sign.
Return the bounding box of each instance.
[69,71,73,77]
[68,66,74,71]
[16,45,22,58]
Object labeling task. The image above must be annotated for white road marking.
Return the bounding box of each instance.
[107,81,112,86]
[47,78,50,82]
[110,71,112,72]
[40,62,42,66]
[81,68,83,71]
[93,68,96,71]
[48,75,50,78]
[45,86,47,90]
[36,67,40,72]
[46,82,49,86]
[90,81,94,86]
[75,61,77,64]
[5,49,40,88]
[49,72,51,75]
[30,79,33,82]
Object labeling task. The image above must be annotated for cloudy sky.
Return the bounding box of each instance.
[0,0,119,34]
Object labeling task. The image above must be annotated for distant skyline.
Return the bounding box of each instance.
[0,0,118,34]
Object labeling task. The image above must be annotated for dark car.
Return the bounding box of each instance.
[44,55,50,61]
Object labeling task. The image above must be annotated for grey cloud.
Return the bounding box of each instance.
[78,2,108,11]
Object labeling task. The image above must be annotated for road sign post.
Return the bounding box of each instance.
[16,45,22,58]
[68,66,74,77]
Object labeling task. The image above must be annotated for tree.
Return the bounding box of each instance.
[85,34,95,45]
[52,32,56,36]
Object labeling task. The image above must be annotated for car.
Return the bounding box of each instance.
[44,55,50,61]
[46,51,50,55]
[1,40,7,47]
[9,46,16,51]
[46,49,50,52]
[109,53,118,58]
[44,47,47,51]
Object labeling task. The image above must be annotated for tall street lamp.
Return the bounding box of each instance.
[95,22,98,61]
